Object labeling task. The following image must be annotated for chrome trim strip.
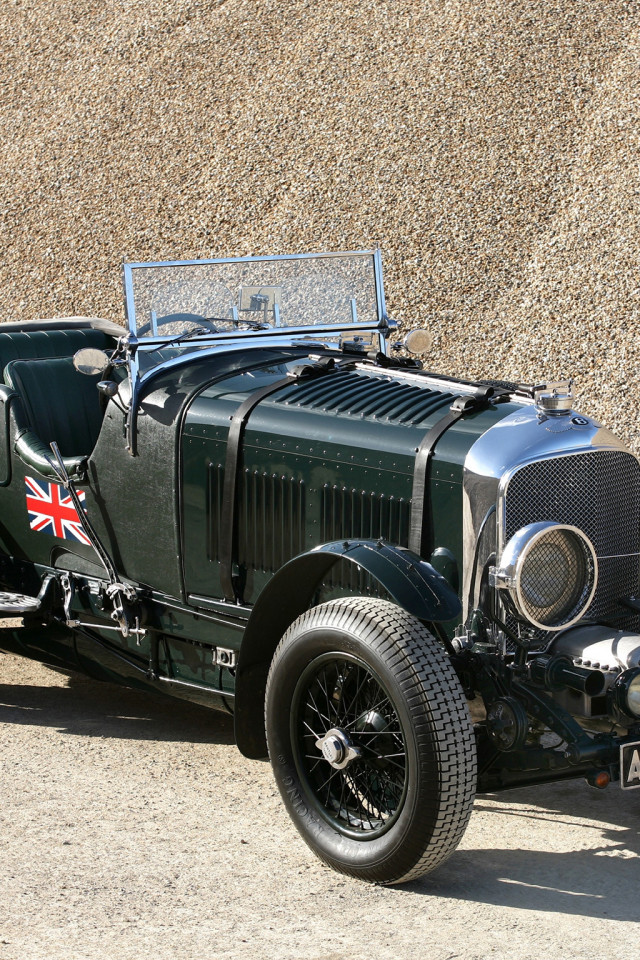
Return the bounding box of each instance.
[373,248,386,315]
[131,322,379,351]
[355,364,485,395]
[126,348,140,453]
[125,249,378,270]
[123,263,137,332]
[374,248,392,355]
[157,675,235,698]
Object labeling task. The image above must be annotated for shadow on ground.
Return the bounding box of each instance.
[411,780,640,920]
[1,655,637,917]
[0,666,235,744]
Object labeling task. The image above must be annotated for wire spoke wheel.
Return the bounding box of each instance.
[266,598,477,885]
[293,654,407,838]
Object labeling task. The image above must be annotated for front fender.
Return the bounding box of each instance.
[234,539,461,758]
[308,539,461,621]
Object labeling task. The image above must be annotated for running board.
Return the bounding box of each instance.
[0,591,43,614]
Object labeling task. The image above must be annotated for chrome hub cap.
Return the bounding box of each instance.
[294,653,408,837]
[315,727,362,770]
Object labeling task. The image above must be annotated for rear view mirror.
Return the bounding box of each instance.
[404,329,433,356]
[73,348,111,376]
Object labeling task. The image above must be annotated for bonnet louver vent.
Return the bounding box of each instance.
[208,464,305,574]
[273,371,454,426]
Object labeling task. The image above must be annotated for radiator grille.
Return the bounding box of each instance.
[504,450,640,626]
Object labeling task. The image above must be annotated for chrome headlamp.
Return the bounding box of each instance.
[492,521,598,631]
[610,667,640,720]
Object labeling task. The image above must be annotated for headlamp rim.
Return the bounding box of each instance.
[497,521,598,631]
[611,666,640,720]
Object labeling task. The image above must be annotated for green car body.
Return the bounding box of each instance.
[1,251,639,884]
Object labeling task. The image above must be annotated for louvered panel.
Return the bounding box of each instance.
[272,370,454,427]
[331,380,385,412]
[321,484,410,545]
[362,382,417,419]
[397,394,453,424]
[321,484,410,590]
[243,470,306,573]
[208,465,305,573]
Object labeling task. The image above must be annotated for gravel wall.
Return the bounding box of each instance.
[1,0,639,451]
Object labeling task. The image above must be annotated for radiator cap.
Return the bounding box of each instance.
[533,380,573,415]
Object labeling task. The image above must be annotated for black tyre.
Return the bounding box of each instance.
[265,597,477,884]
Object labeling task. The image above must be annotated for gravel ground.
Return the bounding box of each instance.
[1,650,639,960]
[1,1,640,448]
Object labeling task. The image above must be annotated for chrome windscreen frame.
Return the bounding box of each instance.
[120,250,392,454]
[123,250,389,337]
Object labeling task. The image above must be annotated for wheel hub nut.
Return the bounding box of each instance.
[315,727,361,770]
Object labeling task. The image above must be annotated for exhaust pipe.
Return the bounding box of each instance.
[530,655,606,697]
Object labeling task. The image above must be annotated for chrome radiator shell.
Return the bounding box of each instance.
[462,405,640,627]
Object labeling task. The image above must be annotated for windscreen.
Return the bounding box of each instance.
[124,251,383,339]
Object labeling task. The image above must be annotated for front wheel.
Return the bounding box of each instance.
[265,598,477,884]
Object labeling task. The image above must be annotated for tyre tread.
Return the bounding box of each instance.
[266,597,476,885]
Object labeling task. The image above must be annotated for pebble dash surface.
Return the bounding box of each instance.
[1,2,639,446]
[2,7,640,956]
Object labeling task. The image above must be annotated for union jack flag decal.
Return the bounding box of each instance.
[25,475,91,545]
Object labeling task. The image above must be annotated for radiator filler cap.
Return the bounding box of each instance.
[533,380,573,416]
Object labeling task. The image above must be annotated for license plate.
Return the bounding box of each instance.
[620,741,640,790]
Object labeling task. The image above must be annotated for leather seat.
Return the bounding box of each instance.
[0,328,114,372]
[4,356,104,480]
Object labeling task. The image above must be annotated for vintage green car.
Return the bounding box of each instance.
[0,250,638,884]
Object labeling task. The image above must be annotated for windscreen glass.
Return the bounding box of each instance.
[124,252,382,340]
